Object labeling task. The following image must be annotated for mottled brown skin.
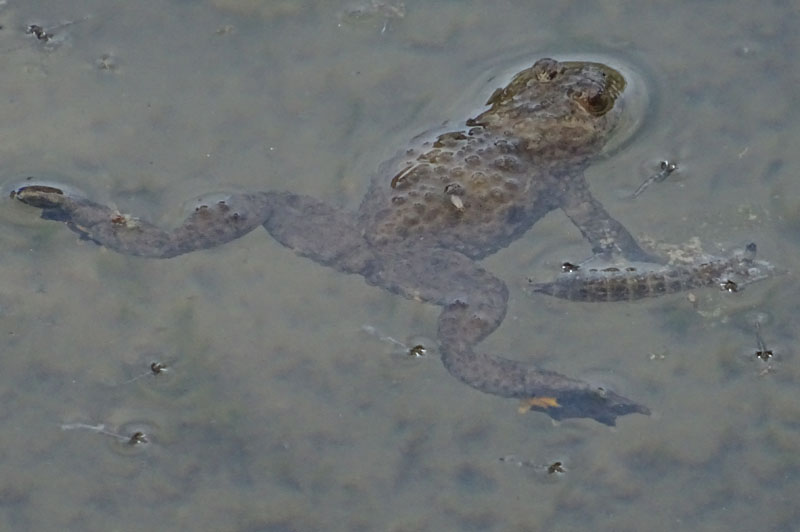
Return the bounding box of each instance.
[530,243,774,302]
[12,58,658,425]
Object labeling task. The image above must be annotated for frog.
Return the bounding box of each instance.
[11,58,667,425]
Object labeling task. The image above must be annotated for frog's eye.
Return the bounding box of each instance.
[575,89,613,116]
[586,91,611,114]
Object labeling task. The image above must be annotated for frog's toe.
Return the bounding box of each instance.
[9,181,78,210]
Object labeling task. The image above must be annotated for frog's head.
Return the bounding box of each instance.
[468,58,626,160]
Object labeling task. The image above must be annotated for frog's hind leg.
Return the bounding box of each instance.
[260,192,376,275]
[369,246,649,425]
[559,178,662,264]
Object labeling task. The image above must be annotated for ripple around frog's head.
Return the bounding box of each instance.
[468,57,640,161]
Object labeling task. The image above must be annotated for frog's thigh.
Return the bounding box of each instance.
[368,247,509,345]
[261,192,373,274]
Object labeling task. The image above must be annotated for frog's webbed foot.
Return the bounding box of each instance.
[559,179,663,264]
[375,245,649,425]
[519,380,650,426]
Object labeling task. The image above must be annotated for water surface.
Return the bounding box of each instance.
[0,1,798,530]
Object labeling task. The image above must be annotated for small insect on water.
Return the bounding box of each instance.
[742,320,778,377]
[121,361,169,384]
[630,159,678,198]
[498,455,567,475]
[2,16,93,52]
[59,422,151,448]
[150,361,168,374]
[362,324,432,359]
[408,344,427,357]
[561,262,580,273]
[128,431,148,445]
[26,24,53,42]
[720,279,738,293]
[753,322,774,362]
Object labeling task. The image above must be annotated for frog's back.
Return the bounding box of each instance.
[358,126,556,259]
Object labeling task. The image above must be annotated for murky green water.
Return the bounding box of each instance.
[1,1,798,530]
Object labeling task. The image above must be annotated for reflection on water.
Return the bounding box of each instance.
[0,0,799,530]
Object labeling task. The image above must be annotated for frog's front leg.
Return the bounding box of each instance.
[368,245,650,425]
[559,176,661,263]
[11,183,275,258]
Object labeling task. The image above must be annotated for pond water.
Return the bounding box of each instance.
[0,1,798,531]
